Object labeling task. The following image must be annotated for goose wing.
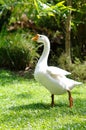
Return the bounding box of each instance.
[47,66,71,76]
[47,67,82,89]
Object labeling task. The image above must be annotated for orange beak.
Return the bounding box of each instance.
[32,34,39,41]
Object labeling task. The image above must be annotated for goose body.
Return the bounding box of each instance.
[32,34,82,107]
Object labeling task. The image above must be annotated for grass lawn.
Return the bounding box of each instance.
[0,69,86,130]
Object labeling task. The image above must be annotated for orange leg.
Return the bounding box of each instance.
[51,94,54,107]
[67,90,73,108]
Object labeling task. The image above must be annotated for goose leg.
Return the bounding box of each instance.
[51,94,54,107]
[67,90,73,108]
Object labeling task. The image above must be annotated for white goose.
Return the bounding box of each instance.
[32,34,82,107]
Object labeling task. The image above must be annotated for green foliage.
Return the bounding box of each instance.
[0,0,86,71]
[33,0,69,27]
[0,0,36,27]
[70,63,86,82]
[0,30,38,70]
[0,69,86,129]
[0,0,86,31]
[58,53,86,81]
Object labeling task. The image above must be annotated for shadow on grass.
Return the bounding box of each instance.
[2,98,86,127]
[9,103,50,110]
[9,96,86,118]
[9,102,68,111]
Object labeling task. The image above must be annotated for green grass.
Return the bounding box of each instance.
[0,69,86,130]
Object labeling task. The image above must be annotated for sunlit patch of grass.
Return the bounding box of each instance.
[0,69,86,130]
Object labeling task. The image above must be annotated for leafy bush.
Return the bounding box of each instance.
[0,30,38,70]
[71,63,86,82]
[58,53,86,82]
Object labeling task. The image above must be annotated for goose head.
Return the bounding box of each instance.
[32,34,49,44]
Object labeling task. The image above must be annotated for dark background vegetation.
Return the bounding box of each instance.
[0,0,86,81]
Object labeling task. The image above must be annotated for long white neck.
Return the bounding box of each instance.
[37,38,50,67]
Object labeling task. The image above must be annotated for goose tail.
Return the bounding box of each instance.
[74,81,82,85]
[69,80,82,90]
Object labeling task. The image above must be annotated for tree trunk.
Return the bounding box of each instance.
[65,0,72,64]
